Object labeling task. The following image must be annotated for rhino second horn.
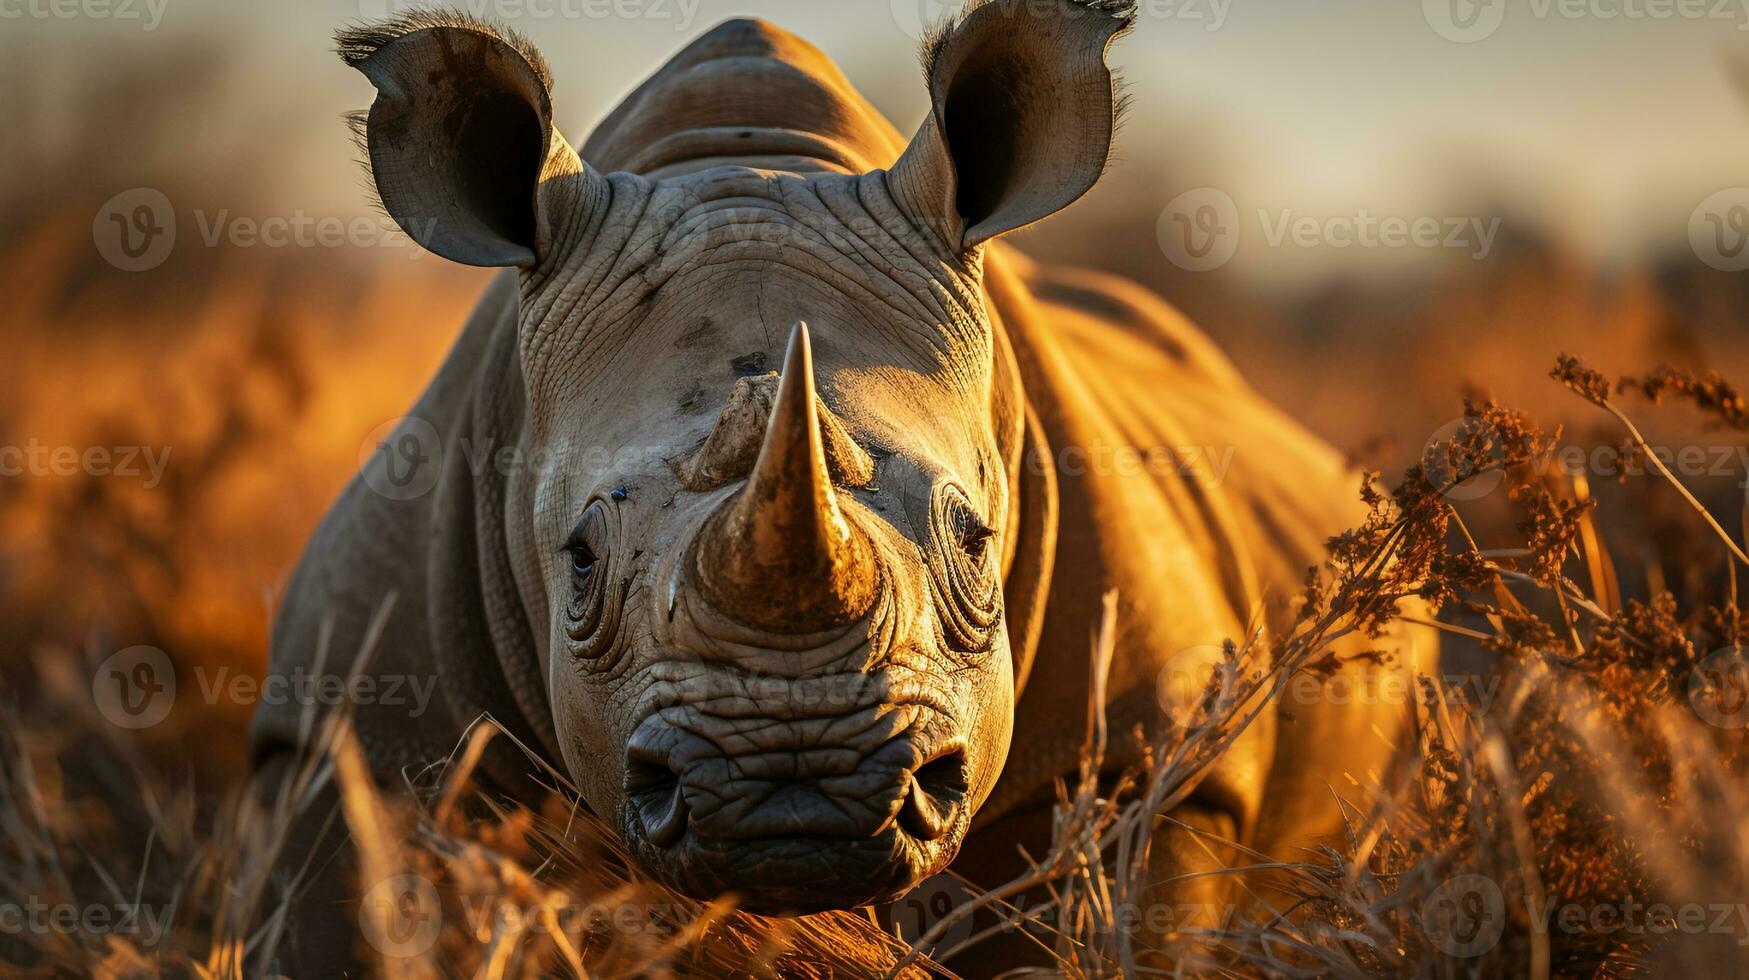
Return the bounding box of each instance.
[693,322,879,632]
[677,373,874,492]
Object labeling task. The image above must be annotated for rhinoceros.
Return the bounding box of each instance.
[252,0,1430,971]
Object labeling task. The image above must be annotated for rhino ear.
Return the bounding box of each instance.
[337,13,600,267]
[890,0,1133,253]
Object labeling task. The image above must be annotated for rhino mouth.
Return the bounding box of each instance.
[626,745,969,847]
[656,830,934,914]
[620,706,971,913]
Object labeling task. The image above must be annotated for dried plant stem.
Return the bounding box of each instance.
[1598,399,1749,568]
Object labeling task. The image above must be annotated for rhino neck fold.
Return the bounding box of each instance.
[428,273,566,786]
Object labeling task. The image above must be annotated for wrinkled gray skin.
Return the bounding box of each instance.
[253,1,1432,971]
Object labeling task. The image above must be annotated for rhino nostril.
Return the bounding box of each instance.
[900,750,970,842]
[626,758,688,848]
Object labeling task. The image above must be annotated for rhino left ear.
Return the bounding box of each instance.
[890,0,1134,253]
[337,12,603,267]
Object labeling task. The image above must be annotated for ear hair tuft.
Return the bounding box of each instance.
[341,107,390,223]
[1105,78,1134,180]
[334,7,553,91]
[919,0,1138,81]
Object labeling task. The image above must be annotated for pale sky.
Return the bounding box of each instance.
[9,0,1749,286]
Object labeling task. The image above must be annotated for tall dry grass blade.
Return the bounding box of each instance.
[331,721,436,980]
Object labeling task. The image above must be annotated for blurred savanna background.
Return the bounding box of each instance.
[7,0,1749,974]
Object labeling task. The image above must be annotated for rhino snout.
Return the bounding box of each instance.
[619,693,970,912]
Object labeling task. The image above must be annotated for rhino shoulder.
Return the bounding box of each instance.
[249,271,524,775]
[1001,248,1246,391]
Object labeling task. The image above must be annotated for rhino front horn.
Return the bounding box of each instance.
[693,322,879,633]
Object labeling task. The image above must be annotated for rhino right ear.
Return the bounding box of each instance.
[337,13,602,267]
[889,0,1133,254]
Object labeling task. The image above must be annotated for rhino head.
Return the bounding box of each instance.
[341,1,1129,911]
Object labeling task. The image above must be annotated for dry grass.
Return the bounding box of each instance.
[6,355,1749,977]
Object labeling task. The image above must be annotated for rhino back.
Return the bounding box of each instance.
[580,18,909,178]
[980,248,1435,853]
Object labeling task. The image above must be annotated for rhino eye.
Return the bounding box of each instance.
[563,500,619,654]
[929,486,1002,653]
[569,542,598,579]
[953,509,994,561]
